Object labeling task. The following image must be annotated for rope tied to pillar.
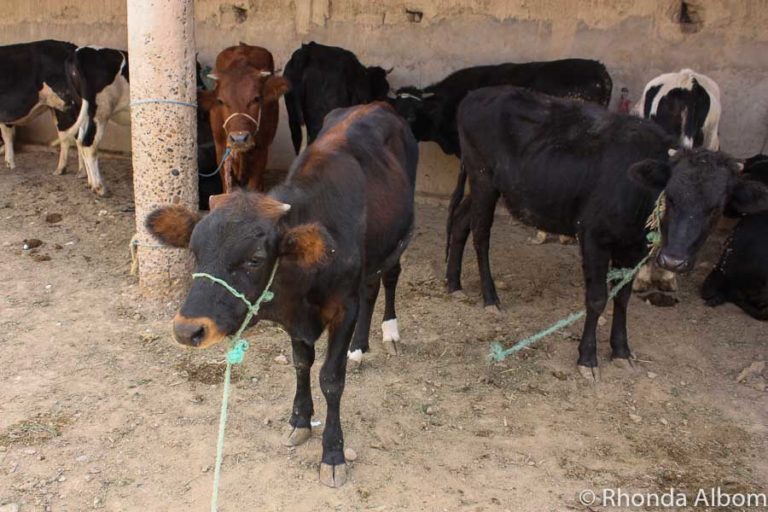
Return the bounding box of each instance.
[489,193,665,362]
[191,260,279,512]
[130,98,197,109]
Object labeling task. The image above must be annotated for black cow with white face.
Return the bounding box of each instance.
[449,85,768,380]
[0,40,84,172]
[701,156,768,320]
[283,41,391,154]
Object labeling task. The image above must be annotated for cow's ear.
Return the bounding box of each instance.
[279,223,335,269]
[628,159,671,191]
[263,76,290,103]
[728,179,768,215]
[145,205,200,248]
[198,89,217,112]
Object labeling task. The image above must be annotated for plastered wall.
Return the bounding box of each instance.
[3,0,768,196]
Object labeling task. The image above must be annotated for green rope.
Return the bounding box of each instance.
[489,193,665,362]
[192,261,279,512]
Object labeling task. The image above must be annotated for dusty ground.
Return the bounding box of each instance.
[1,150,766,512]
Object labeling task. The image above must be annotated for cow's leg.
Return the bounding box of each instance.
[381,261,402,355]
[54,131,71,175]
[446,197,471,294]
[469,180,501,309]
[348,277,380,368]
[577,232,610,381]
[319,295,358,488]
[608,248,644,367]
[284,337,315,447]
[1,124,15,169]
[80,121,107,196]
[632,262,653,292]
[701,267,728,307]
[76,139,86,178]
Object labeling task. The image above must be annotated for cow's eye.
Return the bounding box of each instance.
[245,256,264,269]
[217,98,224,105]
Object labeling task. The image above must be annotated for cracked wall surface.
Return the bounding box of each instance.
[3,0,768,196]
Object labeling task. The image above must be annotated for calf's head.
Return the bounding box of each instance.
[146,192,334,348]
[630,148,768,272]
[392,87,438,142]
[199,65,289,151]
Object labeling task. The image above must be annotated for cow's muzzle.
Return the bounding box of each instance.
[656,251,692,273]
[227,131,253,150]
[172,314,227,348]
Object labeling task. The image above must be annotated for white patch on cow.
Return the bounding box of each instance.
[347,349,363,363]
[78,45,105,52]
[39,82,66,110]
[382,319,400,343]
[299,124,308,152]
[1,124,16,169]
[682,135,694,149]
[635,69,721,151]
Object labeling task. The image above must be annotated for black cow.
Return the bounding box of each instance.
[146,102,417,487]
[701,157,768,320]
[283,41,391,154]
[0,40,82,172]
[450,86,768,379]
[392,58,612,156]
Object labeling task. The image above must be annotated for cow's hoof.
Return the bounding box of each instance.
[53,167,66,176]
[319,462,347,488]
[528,231,548,245]
[381,319,399,355]
[283,427,311,447]
[6,162,15,170]
[449,289,466,299]
[558,235,576,245]
[658,279,678,293]
[612,357,636,370]
[577,365,601,382]
[484,304,501,315]
[92,185,109,197]
[347,349,363,371]
[77,171,87,179]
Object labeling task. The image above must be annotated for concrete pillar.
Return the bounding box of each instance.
[127,0,198,297]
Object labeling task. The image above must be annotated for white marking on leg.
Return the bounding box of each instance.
[633,263,653,292]
[382,319,400,343]
[1,124,15,169]
[347,349,363,363]
[299,124,308,152]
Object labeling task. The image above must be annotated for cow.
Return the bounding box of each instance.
[392,59,613,265]
[198,43,289,192]
[62,46,130,196]
[701,157,768,320]
[0,40,85,173]
[449,85,768,380]
[145,102,417,487]
[283,41,391,154]
[632,69,722,294]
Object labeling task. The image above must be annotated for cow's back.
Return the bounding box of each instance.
[285,102,417,273]
[458,86,668,237]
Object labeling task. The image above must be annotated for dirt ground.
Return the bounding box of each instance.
[1,149,767,512]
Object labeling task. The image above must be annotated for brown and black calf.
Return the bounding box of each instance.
[147,102,418,487]
[198,43,289,192]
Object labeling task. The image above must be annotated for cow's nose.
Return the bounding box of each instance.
[173,317,207,347]
[656,252,690,273]
[228,131,250,145]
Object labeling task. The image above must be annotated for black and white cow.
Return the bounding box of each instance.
[448,85,768,379]
[0,40,85,172]
[63,46,130,196]
[701,156,768,320]
[283,41,391,154]
[633,69,722,293]
[634,68,721,150]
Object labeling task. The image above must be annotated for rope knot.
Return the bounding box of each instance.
[226,339,249,365]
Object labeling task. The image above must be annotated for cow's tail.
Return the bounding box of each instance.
[64,51,93,144]
[283,53,306,155]
[445,162,468,262]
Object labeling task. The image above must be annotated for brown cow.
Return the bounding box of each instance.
[199,43,289,192]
